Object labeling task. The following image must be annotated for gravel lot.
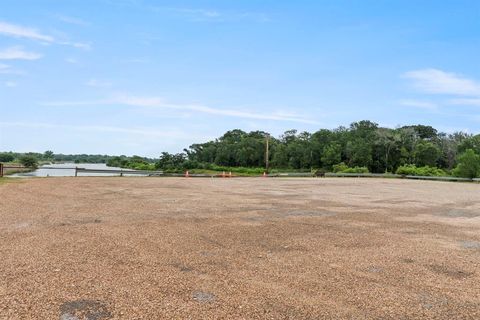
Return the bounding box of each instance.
[1,177,480,319]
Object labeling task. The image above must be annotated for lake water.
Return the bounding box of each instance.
[11,163,144,177]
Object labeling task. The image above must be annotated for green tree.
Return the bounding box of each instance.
[19,155,38,168]
[321,143,342,168]
[43,150,54,160]
[458,134,480,154]
[0,153,15,162]
[375,128,400,173]
[271,144,288,167]
[414,141,440,167]
[346,140,372,168]
[411,125,438,140]
[155,152,186,170]
[346,121,378,168]
[453,149,480,178]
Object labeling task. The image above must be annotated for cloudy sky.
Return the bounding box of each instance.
[1,0,480,156]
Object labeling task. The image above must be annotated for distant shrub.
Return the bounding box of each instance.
[342,166,369,173]
[19,155,38,168]
[332,162,369,173]
[332,162,349,173]
[396,164,447,177]
[210,165,264,175]
[131,163,155,171]
[0,153,15,162]
[453,149,480,179]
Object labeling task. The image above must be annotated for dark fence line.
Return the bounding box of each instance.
[2,163,479,182]
[75,168,237,178]
[327,172,478,182]
[267,172,479,182]
[75,168,164,176]
[0,164,31,177]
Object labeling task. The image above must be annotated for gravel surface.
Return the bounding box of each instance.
[1,177,480,319]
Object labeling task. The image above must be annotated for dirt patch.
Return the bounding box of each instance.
[282,210,336,217]
[429,264,474,279]
[58,218,102,227]
[59,300,111,320]
[192,291,215,303]
[171,263,194,273]
[460,241,480,249]
[444,209,480,218]
[417,292,449,310]
[367,266,383,273]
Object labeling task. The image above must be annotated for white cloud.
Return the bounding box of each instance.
[58,41,91,50]
[0,121,191,139]
[119,58,149,63]
[113,95,318,123]
[403,68,480,96]
[174,8,222,19]
[65,57,78,64]
[0,46,42,60]
[0,21,90,50]
[4,81,17,87]
[399,99,438,110]
[448,98,480,107]
[41,94,319,124]
[150,6,270,22]
[0,63,12,73]
[86,79,112,87]
[0,21,54,42]
[40,99,111,107]
[0,62,24,75]
[56,15,90,26]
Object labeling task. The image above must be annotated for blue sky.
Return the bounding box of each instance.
[1,0,480,156]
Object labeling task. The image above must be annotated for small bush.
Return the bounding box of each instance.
[342,166,369,173]
[131,163,155,171]
[396,164,447,176]
[19,155,38,168]
[332,162,369,173]
[209,165,265,175]
[0,153,15,162]
[453,149,480,178]
[332,162,349,173]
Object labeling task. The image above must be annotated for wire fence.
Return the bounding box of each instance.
[1,163,479,182]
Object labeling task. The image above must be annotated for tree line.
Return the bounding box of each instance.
[2,120,479,178]
[156,120,480,178]
[0,151,154,169]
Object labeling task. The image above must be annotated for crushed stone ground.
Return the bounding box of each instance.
[1,177,480,319]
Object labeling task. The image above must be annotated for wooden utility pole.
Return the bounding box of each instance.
[265,134,270,173]
[0,163,3,177]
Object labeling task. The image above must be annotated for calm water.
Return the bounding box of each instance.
[12,163,143,177]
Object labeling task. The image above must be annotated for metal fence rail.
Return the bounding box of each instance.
[75,168,164,176]
[0,164,31,177]
[322,172,476,182]
[2,163,479,182]
[324,173,399,178]
[270,172,479,182]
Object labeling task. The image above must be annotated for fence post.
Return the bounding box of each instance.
[75,167,78,177]
[0,163,3,177]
